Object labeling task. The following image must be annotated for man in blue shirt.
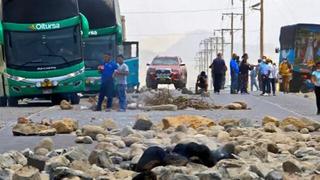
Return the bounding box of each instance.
[230,53,239,94]
[96,53,118,111]
[259,60,271,96]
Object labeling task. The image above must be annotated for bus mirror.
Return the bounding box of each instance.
[80,13,89,38]
[0,22,3,45]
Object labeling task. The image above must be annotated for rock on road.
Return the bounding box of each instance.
[0,91,319,153]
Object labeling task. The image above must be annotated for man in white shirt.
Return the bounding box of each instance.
[114,55,129,112]
[269,61,278,96]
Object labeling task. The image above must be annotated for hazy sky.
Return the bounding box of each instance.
[118,0,320,86]
[119,0,320,51]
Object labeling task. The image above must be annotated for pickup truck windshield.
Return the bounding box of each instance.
[152,58,179,65]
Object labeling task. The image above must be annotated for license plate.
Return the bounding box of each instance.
[43,89,52,94]
[158,74,169,79]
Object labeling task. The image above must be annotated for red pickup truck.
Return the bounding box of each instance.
[146,56,187,89]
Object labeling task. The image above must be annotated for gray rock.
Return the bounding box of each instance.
[64,146,90,162]
[265,171,283,180]
[122,136,142,147]
[45,156,70,174]
[239,118,254,128]
[21,148,33,158]
[50,167,93,180]
[101,119,117,130]
[38,129,57,136]
[120,126,135,137]
[88,150,114,170]
[173,173,199,180]
[34,148,49,156]
[119,161,132,170]
[35,137,54,151]
[282,160,302,174]
[195,170,222,180]
[0,153,16,168]
[300,128,309,134]
[163,153,188,166]
[82,125,105,140]
[8,151,27,166]
[294,147,320,158]
[133,118,153,131]
[283,125,298,132]
[0,168,14,180]
[112,140,126,149]
[12,166,41,180]
[75,136,94,144]
[175,125,188,133]
[110,156,123,164]
[27,155,49,172]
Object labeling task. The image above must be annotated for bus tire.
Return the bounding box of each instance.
[8,97,18,107]
[51,95,63,105]
[70,93,80,105]
[0,97,7,107]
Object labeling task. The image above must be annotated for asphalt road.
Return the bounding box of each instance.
[0,90,319,153]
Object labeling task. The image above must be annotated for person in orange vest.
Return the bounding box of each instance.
[279,58,292,93]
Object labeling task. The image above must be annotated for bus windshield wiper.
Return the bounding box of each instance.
[20,59,46,66]
[41,54,71,66]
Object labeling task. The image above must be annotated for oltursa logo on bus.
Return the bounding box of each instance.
[88,31,98,36]
[29,23,61,31]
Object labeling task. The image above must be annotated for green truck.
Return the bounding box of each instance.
[0,0,89,106]
[79,0,140,94]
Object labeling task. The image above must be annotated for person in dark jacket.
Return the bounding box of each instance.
[209,53,227,94]
[195,71,208,94]
[239,53,252,94]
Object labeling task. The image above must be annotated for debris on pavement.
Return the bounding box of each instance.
[60,100,73,110]
[4,114,320,179]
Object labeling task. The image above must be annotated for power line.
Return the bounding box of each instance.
[122,7,247,14]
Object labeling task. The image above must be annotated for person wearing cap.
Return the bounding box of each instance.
[279,58,292,93]
[95,53,118,111]
[311,61,320,115]
[230,53,239,94]
[260,59,271,96]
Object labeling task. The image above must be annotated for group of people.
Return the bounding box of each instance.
[95,53,129,112]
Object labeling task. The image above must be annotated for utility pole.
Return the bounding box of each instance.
[260,0,264,58]
[242,0,246,54]
[222,13,242,58]
[251,0,264,58]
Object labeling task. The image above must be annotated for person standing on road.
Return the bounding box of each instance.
[260,60,271,96]
[250,66,259,92]
[257,59,263,91]
[114,55,129,112]
[209,53,227,94]
[279,58,292,93]
[96,53,118,111]
[269,61,278,96]
[230,53,239,94]
[239,53,252,94]
[311,61,320,115]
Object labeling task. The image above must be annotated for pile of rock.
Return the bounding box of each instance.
[4,114,320,179]
[12,117,78,136]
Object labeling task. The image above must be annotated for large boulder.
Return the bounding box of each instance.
[280,116,320,131]
[88,150,114,170]
[82,125,105,140]
[12,123,52,136]
[133,115,153,131]
[162,115,215,129]
[51,118,78,134]
[34,137,54,152]
[12,166,41,180]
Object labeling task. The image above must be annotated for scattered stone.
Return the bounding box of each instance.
[263,116,280,127]
[27,155,49,171]
[162,115,215,129]
[35,148,49,156]
[12,123,52,136]
[64,146,90,162]
[100,119,117,130]
[82,125,105,140]
[181,87,193,95]
[228,128,244,137]
[143,104,178,111]
[50,167,92,180]
[233,101,248,109]
[39,129,57,136]
[300,128,309,134]
[264,123,277,133]
[13,166,41,180]
[75,136,94,144]
[239,118,254,127]
[17,117,30,124]
[51,118,78,134]
[35,137,54,151]
[120,126,135,137]
[280,116,320,131]
[133,115,153,131]
[224,103,243,110]
[219,119,240,127]
[265,170,283,180]
[163,153,189,166]
[283,125,298,132]
[136,146,166,172]
[88,150,114,170]
[267,143,279,154]
[60,100,73,110]
[217,131,230,142]
[282,160,302,174]
[0,153,16,168]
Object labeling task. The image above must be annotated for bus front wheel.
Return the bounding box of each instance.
[0,97,7,107]
[8,97,18,107]
[70,93,80,105]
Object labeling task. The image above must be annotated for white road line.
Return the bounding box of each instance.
[27,106,56,119]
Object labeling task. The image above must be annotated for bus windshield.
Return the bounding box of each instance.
[5,26,82,71]
[83,35,116,70]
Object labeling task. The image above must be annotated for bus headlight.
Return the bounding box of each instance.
[36,82,42,88]
[52,81,58,87]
